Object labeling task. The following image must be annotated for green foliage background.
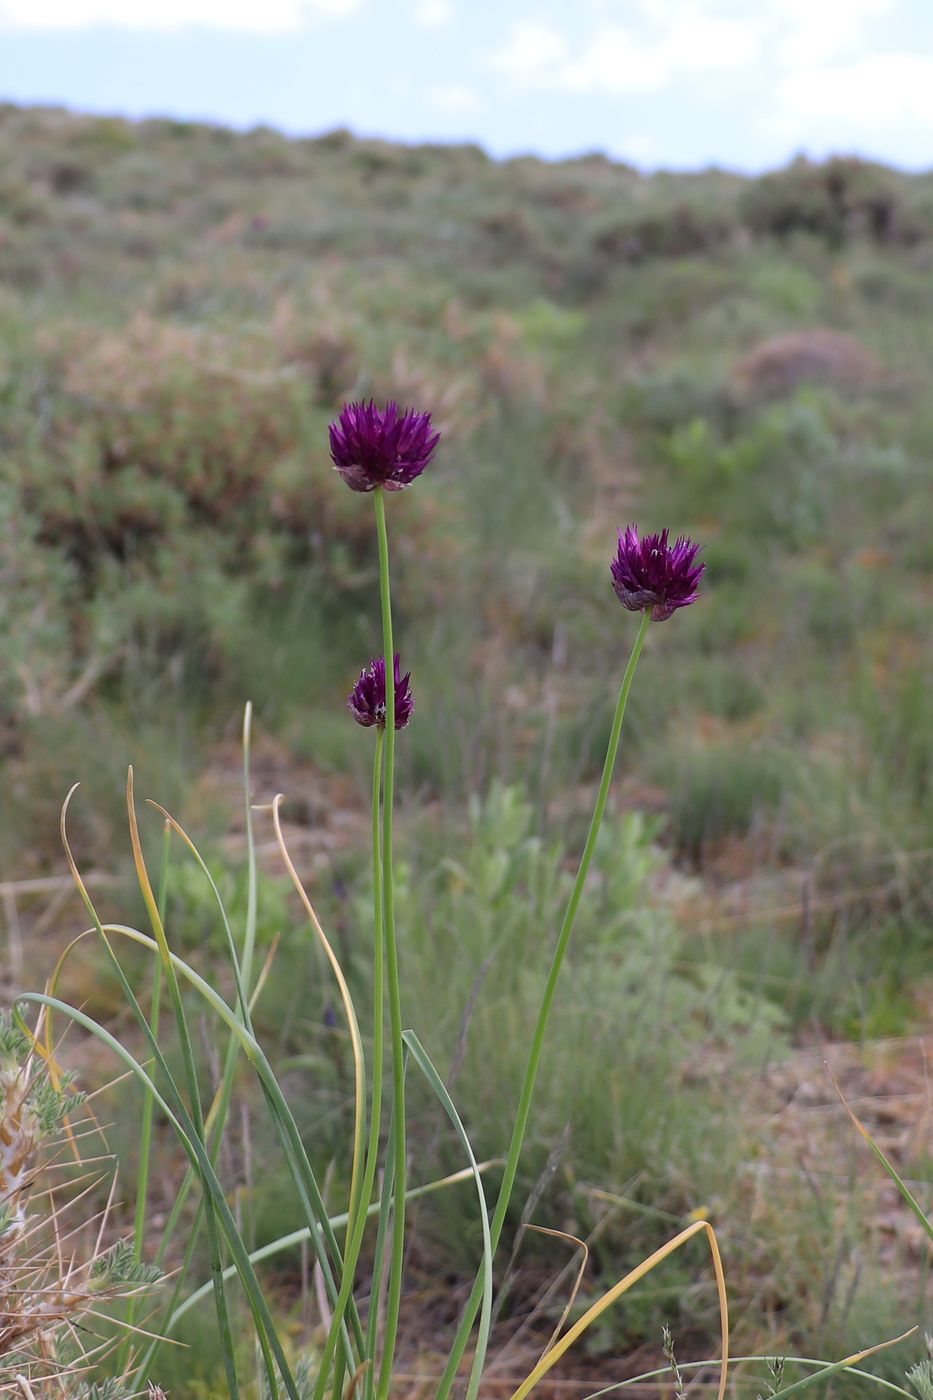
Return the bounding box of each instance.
[2,106,932,1390]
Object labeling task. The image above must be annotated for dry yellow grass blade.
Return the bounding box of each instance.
[31,784,104,1108]
[519,1224,590,1359]
[507,1218,728,1400]
[343,1358,372,1400]
[125,768,170,966]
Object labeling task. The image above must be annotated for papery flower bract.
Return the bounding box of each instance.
[329,400,440,492]
[610,525,705,622]
[347,654,414,730]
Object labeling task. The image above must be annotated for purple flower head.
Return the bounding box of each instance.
[610,525,705,622]
[329,400,440,493]
[347,654,414,731]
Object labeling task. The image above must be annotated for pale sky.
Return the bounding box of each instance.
[1,0,932,170]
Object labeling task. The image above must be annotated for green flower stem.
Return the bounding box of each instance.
[363,733,386,1400]
[373,487,407,1400]
[240,700,259,997]
[435,608,652,1400]
[364,1109,396,1400]
[313,729,385,1400]
[370,726,386,1198]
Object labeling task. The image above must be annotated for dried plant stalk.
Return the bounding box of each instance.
[0,1012,163,1397]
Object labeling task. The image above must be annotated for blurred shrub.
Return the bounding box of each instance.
[656,742,793,864]
[784,560,859,653]
[747,258,823,316]
[663,399,839,546]
[0,484,77,726]
[740,155,927,248]
[684,656,765,722]
[0,314,393,742]
[378,785,786,1242]
[626,364,736,433]
[859,661,933,810]
[734,329,881,402]
[591,202,734,263]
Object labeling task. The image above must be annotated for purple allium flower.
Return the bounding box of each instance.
[347,654,414,730]
[610,525,705,622]
[329,400,440,493]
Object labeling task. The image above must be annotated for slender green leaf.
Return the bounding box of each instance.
[403,1030,494,1400]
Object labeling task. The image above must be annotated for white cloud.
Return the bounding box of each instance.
[615,132,660,163]
[768,0,893,67]
[0,0,361,28]
[488,10,756,95]
[608,0,893,66]
[665,11,759,71]
[427,81,480,112]
[487,0,898,97]
[775,52,933,132]
[488,22,569,82]
[559,28,671,92]
[411,0,453,27]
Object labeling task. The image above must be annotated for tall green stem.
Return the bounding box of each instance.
[363,730,386,1400]
[435,608,653,1400]
[373,487,406,1400]
[312,730,385,1400]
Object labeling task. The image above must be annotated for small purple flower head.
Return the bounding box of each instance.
[610,525,705,622]
[347,654,414,731]
[328,400,440,493]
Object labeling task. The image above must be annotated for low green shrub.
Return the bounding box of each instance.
[656,741,793,864]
